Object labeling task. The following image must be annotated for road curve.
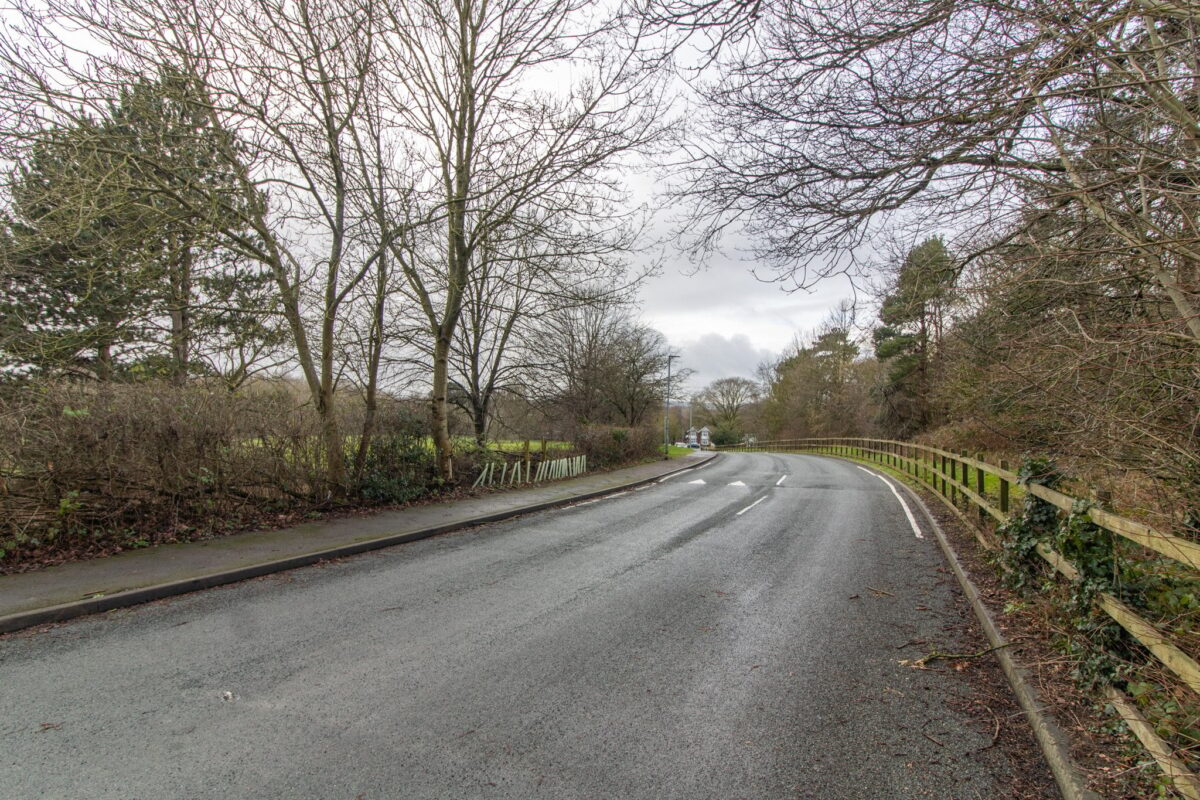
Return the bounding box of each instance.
[0,452,1041,799]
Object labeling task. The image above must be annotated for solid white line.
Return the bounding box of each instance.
[776,474,787,486]
[657,471,684,483]
[736,496,767,516]
[856,466,924,539]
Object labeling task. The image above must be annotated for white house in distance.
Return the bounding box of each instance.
[686,426,711,448]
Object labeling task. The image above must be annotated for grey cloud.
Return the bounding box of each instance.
[674,333,777,394]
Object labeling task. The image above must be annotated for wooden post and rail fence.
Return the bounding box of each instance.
[716,436,1200,799]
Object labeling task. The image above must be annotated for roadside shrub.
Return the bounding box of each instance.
[353,406,436,503]
[0,380,430,570]
[574,424,659,468]
[709,424,740,447]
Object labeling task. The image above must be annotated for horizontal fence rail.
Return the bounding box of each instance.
[719,436,1200,798]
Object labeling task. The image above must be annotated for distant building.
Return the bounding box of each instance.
[686,426,711,447]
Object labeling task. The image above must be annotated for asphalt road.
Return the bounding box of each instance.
[1,452,1036,799]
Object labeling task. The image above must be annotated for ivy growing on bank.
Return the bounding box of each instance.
[992,458,1200,758]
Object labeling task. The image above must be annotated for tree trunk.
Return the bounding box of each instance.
[96,342,112,381]
[429,162,470,481]
[317,384,346,499]
[431,333,455,481]
[352,254,388,486]
[472,396,489,446]
[169,244,192,386]
[353,391,378,487]
[271,262,346,498]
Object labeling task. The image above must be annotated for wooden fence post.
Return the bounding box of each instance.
[951,451,961,505]
[976,455,986,522]
[947,453,955,503]
[1000,459,1010,514]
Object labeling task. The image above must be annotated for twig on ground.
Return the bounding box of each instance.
[899,642,1019,670]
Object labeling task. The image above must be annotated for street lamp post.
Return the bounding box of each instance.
[664,354,678,459]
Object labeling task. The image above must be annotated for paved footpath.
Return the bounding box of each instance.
[0,453,715,633]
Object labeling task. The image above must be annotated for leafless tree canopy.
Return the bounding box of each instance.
[659,0,1200,314]
[0,0,671,485]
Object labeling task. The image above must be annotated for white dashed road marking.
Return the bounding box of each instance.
[776,475,787,486]
[736,497,767,516]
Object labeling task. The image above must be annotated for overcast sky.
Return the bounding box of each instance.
[638,252,854,396]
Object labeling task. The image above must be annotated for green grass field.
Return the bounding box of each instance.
[489,439,572,454]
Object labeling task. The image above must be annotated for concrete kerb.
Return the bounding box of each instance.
[0,453,720,636]
[851,461,1097,800]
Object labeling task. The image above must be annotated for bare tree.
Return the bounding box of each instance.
[447,203,647,444]
[599,321,676,426]
[373,0,668,479]
[0,0,400,493]
[654,0,1200,343]
[536,292,685,429]
[448,234,538,445]
[537,294,631,426]
[0,0,670,493]
[693,376,758,430]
